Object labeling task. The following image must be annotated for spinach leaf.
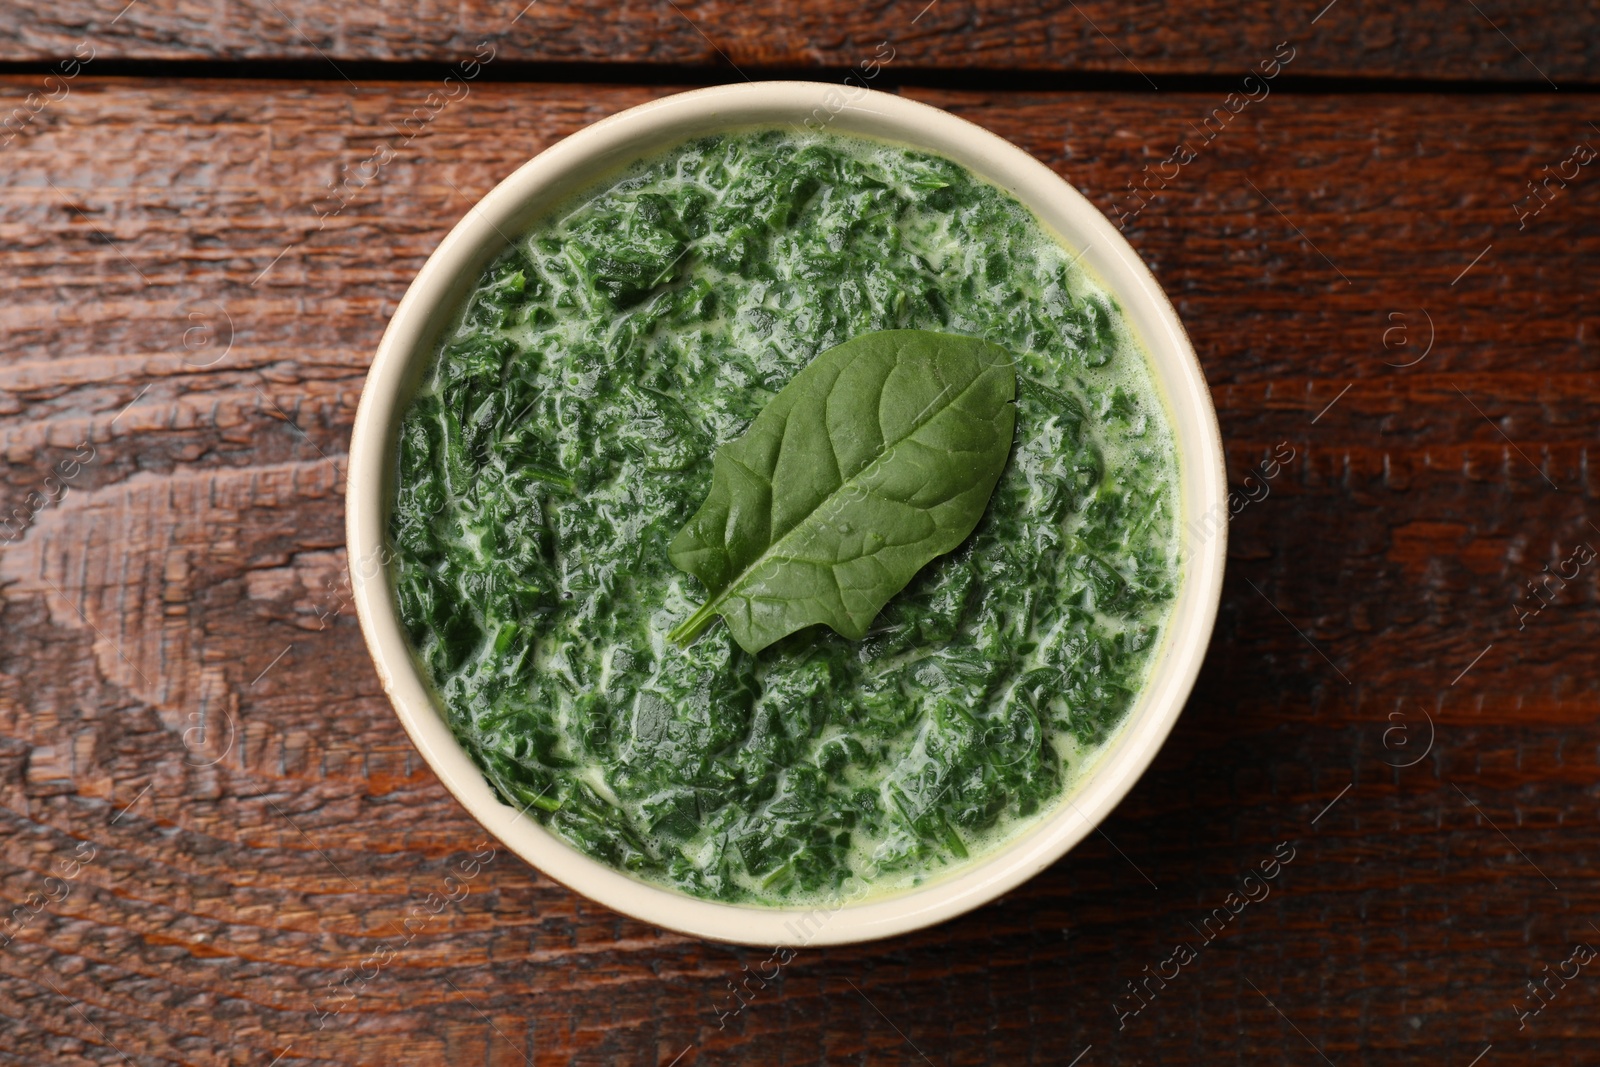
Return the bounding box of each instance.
[668,330,1017,654]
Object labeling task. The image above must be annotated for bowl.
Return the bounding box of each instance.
[347,81,1226,946]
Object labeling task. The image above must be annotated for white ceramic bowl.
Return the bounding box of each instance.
[347,81,1226,946]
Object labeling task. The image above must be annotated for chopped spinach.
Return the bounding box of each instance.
[390,130,1178,904]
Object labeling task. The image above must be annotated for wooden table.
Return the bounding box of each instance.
[1,3,1595,1064]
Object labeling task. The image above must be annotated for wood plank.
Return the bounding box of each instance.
[0,0,1593,82]
[0,78,1597,1065]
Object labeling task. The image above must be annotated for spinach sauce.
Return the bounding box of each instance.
[390,129,1179,904]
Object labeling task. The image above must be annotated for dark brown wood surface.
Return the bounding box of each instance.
[1,14,1598,1065]
[0,0,1593,83]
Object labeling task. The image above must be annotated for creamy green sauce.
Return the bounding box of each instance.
[390,129,1179,904]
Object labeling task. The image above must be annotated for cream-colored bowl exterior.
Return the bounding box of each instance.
[347,82,1226,946]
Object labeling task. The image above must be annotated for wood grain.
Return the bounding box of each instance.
[0,1,1594,82]
[1,76,1598,1065]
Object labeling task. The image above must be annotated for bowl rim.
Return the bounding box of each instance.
[347,80,1227,947]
